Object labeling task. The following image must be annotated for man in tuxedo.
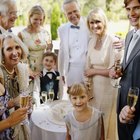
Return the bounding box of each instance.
[0,0,17,33]
[58,0,89,87]
[115,0,140,139]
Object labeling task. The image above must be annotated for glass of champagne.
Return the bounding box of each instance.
[20,93,30,124]
[20,94,29,108]
[111,37,123,88]
[41,91,48,104]
[49,89,54,101]
[111,60,122,88]
[47,38,53,51]
[127,87,139,123]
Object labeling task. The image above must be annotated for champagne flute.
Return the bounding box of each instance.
[127,87,139,123]
[47,38,53,51]
[20,92,30,125]
[41,91,48,104]
[49,89,54,101]
[20,94,29,108]
[111,60,122,88]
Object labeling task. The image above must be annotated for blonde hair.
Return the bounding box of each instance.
[28,5,45,27]
[67,83,89,96]
[0,33,28,65]
[87,7,108,35]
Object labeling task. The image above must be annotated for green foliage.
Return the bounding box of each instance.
[60,12,67,24]
[15,14,27,26]
[50,2,61,40]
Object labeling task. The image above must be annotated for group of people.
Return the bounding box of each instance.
[59,0,140,140]
[59,0,118,140]
[0,0,140,140]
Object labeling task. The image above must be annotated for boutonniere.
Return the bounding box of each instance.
[35,39,41,45]
[56,76,60,80]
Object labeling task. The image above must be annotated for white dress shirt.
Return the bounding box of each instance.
[69,18,87,65]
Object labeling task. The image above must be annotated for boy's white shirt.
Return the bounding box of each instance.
[33,68,62,107]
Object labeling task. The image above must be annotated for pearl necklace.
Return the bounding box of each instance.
[2,64,15,75]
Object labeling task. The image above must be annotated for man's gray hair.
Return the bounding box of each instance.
[0,0,15,16]
[62,0,80,12]
[63,0,78,5]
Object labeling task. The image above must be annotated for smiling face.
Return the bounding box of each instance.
[42,56,56,71]
[125,0,140,28]
[87,8,107,36]
[89,19,105,36]
[0,4,17,30]
[3,37,22,69]
[70,91,89,112]
[30,13,44,29]
[64,1,81,25]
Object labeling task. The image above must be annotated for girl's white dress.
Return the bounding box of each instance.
[64,107,103,140]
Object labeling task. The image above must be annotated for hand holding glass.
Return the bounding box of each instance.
[111,61,122,88]
[127,87,139,108]
[127,87,139,123]
[20,93,30,124]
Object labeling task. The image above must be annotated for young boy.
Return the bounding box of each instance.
[33,52,60,106]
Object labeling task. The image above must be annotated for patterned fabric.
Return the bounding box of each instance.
[0,90,13,140]
[20,28,50,72]
[0,63,30,140]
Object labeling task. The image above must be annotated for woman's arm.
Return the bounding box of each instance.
[85,68,109,78]
[0,108,27,131]
[66,125,71,140]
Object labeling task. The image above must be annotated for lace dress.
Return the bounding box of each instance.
[20,28,50,72]
[86,34,118,140]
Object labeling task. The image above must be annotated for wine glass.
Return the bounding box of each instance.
[111,37,124,88]
[41,91,48,104]
[111,60,122,88]
[127,87,139,123]
[47,38,53,51]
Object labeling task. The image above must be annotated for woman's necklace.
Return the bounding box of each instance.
[2,64,15,75]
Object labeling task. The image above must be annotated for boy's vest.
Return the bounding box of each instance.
[40,71,59,100]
